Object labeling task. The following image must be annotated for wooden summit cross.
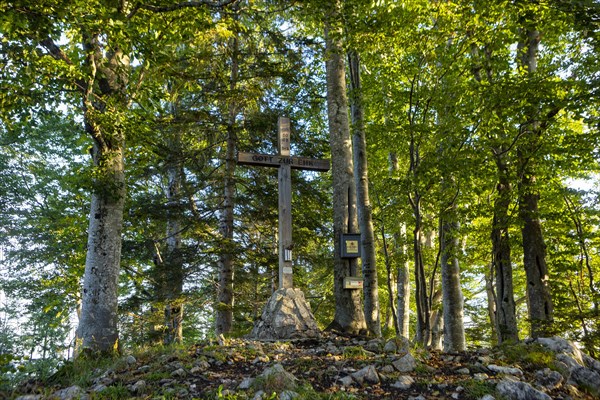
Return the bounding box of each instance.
[237,117,330,289]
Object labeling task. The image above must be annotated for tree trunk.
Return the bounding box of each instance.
[215,27,240,336]
[215,111,237,336]
[78,140,125,354]
[390,154,410,339]
[440,213,466,352]
[77,34,128,355]
[485,264,498,345]
[413,209,430,345]
[324,0,366,334]
[348,51,381,337]
[491,153,519,343]
[517,20,553,338]
[163,152,184,344]
[396,226,411,339]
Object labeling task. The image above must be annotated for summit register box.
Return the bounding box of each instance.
[341,233,361,259]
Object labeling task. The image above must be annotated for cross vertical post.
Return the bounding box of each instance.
[278,117,293,289]
[237,117,330,290]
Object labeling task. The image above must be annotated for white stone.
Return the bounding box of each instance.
[391,375,414,390]
[496,378,552,400]
[487,364,523,375]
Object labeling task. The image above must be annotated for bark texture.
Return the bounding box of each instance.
[79,145,125,353]
[324,0,366,334]
[440,216,466,352]
[348,51,381,337]
[491,155,519,343]
[162,153,184,344]
[215,28,239,336]
[77,32,129,355]
[517,20,553,338]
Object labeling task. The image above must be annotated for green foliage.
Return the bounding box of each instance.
[499,342,556,370]
[460,379,497,400]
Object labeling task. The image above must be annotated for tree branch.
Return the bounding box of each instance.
[138,0,239,13]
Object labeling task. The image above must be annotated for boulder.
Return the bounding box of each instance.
[392,353,417,372]
[351,365,379,385]
[250,288,321,340]
[496,378,552,400]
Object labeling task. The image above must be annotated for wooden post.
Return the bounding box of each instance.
[278,117,293,288]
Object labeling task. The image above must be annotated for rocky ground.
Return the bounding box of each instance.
[9,334,600,399]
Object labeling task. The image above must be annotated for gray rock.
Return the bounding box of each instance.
[408,396,427,400]
[253,390,266,400]
[366,339,383,353]
[473,373,489,381]
[250,288,321,340]
[194,360,211,371]
[487,364,523,376]
[496,378,552,400]
[479,395,495,400]
[457,367,470,375]
[52,385,86,400]
[89,383,108,393]
[392,353,416,372]
[570,365,600,396]
[383,340,398,354]
[280,390,299,400]
[15,396,43,400]
[380,364,395,374]
[556,353,580,370]
[257,363,298,392]
[130,380,146,394]
[391,375,414,390]
[338,375,354,387]
[535,337,584,365]
[584,353,600,373]
[534,368,563,391]
[238,377,254,390]
[351,365,379,385]
[171,368,187,378]
[125,355,137,366]
[137,365,151,373]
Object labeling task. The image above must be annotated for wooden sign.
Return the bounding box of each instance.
[236,117,330,289]
[237,152,330,172]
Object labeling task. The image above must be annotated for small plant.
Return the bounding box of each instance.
[93,383,129,400]
[342,346,367,360]
[460,379,496,399]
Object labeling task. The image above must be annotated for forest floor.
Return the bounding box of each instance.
[8,332,599,399]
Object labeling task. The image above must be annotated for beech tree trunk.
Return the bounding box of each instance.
[396,229,411,339]
[389,155,410,339]
[440,214,465,352]
[77,33,129,355]
[517,20,553,338]
[491,153,519,343]
[163,152,184,344]
[79,132,125,354]
[324,0,366,334]
[348,51,381,337]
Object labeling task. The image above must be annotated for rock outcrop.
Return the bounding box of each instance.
[250,288,321,340]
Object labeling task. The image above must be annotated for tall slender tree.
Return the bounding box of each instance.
[324,0,367,334]
[348,50,381,337]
